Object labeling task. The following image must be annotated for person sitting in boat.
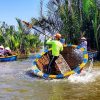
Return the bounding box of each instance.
[74,37,87,61]
[80,37,87,51]
[46,33,63,74]
[0,45,4,57]
[4,47,12,56]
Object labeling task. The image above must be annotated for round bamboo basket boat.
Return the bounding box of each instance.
[30,44,88,79]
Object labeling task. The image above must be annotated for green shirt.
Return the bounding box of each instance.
[46,38,63,56]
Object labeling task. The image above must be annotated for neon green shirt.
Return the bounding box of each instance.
[46,38,63,56]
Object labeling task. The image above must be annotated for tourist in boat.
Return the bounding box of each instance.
[0,45,4,57]
[74,37,87,61]
[46,33,63,74]
[4,47,12,56]
[80,37,87,50]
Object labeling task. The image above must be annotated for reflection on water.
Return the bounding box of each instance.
[0,58,100,100]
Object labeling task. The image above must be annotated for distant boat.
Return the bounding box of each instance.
[30,44,88,79]
[0,55,17,62]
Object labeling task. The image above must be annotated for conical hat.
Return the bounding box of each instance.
[5,47,11,51]
[0,45,4,49]
[81,37,86,40]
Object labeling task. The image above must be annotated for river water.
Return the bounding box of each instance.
[0,57,100,100]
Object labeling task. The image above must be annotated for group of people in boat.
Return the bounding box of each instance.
[46,32,87,74]
[0,45,12,57]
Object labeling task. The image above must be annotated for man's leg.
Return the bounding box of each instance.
[47,56,58,74]
[51,56,59,74]
[47,56,54,74]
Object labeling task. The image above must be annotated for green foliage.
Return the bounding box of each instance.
[0,34,5,45]
[55,0,81,43]
[0,20,42,55]
[82,0,100,50]
[46,0,100,50]
[82,0,95,15]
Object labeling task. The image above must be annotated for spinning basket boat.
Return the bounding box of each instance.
[30,44,88,79]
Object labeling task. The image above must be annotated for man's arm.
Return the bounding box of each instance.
[46,38,53,45]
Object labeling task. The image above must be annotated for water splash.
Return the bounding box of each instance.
[68,59,100,83]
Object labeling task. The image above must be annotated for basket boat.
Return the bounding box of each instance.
[30,44,88,79]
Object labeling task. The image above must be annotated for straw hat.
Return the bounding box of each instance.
[0,45,4,49]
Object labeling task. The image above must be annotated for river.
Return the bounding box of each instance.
[0,57,100,100]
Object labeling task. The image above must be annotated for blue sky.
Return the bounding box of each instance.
[0,0,48,26]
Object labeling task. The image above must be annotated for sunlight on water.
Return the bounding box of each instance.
[0,55,100,100]
[68,59,100,83]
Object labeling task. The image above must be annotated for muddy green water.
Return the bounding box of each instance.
[0,58,100,100]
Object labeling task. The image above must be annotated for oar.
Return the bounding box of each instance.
[23,21,56,74]
[22,21,51,38]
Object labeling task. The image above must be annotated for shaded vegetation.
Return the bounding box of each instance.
[0,0,99,59]
[30,0,100,59]
[0,19,43,57]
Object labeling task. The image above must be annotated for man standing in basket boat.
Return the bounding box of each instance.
[46,33,63,74]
